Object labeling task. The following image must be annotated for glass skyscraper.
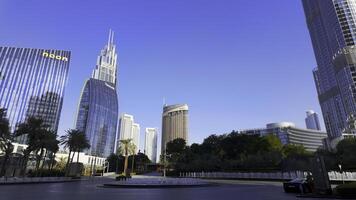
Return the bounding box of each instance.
[75,30,118,158]
[0,47,70,143]
[302,0,356,139]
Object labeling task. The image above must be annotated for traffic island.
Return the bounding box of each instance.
[103,178,215,188]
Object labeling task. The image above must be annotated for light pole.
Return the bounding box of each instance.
[338,164,344,184]
[163,144,167,178]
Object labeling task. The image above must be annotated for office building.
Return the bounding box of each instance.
[0,47,70,143]
[305,110,321,130]
[131,123,140,153]
[239,122,328,152]
[161,104,189,154]
[75,30,118,158]
[302,0,356,139]
[117,113,140,154]
[145,128,158,163]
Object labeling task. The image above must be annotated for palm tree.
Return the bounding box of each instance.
[0,109,14,177]
[60,129,90,175]
[72,131,90,162]
[118,139,136,176]
[60,129,77,173]
[41,131,59,170]
[15,117,49,175]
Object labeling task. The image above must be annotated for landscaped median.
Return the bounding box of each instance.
[103,177,215,188]
[334,182,356,198]
[0,177,81,185]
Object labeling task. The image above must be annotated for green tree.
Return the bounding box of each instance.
[60,129,90,175]
[15,117,49,175]
[336,137,356,169]
[166,138,186,154]
[118,139,135,176]
[0,109,14,177]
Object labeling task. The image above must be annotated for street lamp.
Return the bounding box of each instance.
[338,164,344,184]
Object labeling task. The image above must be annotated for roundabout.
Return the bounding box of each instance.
[103,177,214,188]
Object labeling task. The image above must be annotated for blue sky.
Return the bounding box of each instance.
[0,0,321,151]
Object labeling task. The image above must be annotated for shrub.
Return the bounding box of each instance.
[335,182,356,196]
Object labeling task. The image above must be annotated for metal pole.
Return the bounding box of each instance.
[163,143,166,178]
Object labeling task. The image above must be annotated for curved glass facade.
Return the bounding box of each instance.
[75,78,118,157]
[0,47,70,143]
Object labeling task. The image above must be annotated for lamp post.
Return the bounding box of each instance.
[338,164,344,184]
[163,144,167,178]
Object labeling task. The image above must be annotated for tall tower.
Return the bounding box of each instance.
[117,113,140,154]
[145,128,158,163]
[0,47,70,143]
[92,29,118,87]
[302,0,356,139]
[161,104,189,154]
[305,110,321,131]
[75,30,119,158]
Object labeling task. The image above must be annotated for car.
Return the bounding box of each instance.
[283,178,311,193]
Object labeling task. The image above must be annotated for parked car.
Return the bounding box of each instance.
[283,178,311,193]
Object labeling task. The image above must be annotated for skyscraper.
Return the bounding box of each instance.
[117,113,140,153]
[0,47,70,143]
[302,0,356,138]
[161,104,189,154]
[305,110,321,130]
[75,30,118,158]
[145,128,157,163]
[131,123,140,153]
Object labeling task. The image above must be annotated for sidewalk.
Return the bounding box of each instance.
[0,177,81,185]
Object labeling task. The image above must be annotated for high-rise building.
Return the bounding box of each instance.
[117,114,140,154]
[75,30,118,158]
[161,104,188,154]
[0,47,70,143]
[145,128,157,163]
[131,123,140,153]
[302,0,356,139]
[305,110,321,130]
[117,114,134,151]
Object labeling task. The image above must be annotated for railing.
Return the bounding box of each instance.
[180,171,356,181]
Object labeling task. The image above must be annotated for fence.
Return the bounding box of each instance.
[180,171,356,181]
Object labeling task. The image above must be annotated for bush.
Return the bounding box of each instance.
[335,182,356,196]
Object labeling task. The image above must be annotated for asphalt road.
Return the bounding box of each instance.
[0,178,333,200]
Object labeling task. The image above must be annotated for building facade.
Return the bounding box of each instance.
[75,30,119,158]
[117,114,140,154]
[0,47,70,143]
[161,104,189,154]
[131,123,140,153]
[144,128,158,163]
[302,0,356,139]
[305,110,321,130]
[239,122,328,152]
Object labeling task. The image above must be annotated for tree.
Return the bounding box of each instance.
[60,129,90,175]
[166,138,186,154]
[118,139,135,176]
[0,109,14,177]
[60,129,78,174]
[336,137,356,169]
[43,131,59,170]
[15,117,50,175]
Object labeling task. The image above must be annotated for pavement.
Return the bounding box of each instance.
[0,176,335,200]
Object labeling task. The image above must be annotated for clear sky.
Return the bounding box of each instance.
[0,0,322,152]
